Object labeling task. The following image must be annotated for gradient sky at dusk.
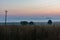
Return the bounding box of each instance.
[0,0,60,16]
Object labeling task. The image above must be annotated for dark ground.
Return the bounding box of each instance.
[0,23,60,40]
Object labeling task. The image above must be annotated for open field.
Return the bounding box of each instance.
[0,22,60,40]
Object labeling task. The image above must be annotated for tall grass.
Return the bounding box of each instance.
[0,24,60,40]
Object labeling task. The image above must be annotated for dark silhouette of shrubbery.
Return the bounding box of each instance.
[29,21,34,25]
[20,21,28,25]
[48,20,52,25]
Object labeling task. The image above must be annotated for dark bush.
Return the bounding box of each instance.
[29,21,34,25]
[20,21,28,25]
[48,20,52,25]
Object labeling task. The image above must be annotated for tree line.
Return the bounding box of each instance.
[20,19,52,25]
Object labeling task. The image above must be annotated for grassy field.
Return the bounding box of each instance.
[0,23,60,40]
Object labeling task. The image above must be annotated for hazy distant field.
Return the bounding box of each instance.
[0,22,60,40]
[0,22,60,25]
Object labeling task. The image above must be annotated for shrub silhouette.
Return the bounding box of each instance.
[20,21,28,25]
[48,20,52,25]
[29,21,34,25]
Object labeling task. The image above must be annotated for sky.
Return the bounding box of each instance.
[0,0,60,16]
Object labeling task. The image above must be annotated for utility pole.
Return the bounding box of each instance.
[5,10,8,26]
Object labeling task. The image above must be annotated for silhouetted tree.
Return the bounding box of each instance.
[20,21,28,25]
[29,21,34,25]
[48,20,52,25]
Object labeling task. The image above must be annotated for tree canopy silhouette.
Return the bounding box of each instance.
[29,21,34,25]
[20,21,28,25]
[48,20,52,25]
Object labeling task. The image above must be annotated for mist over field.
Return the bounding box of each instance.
[0,15,60,22]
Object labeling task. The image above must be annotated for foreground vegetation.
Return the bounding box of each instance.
[0,23,60,40]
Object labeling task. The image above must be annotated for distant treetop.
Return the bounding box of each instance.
[20,21,28,25]
[48,19,52,25]
[29,21,34,25]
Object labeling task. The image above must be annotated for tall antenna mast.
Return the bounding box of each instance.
[5,10,8,26]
